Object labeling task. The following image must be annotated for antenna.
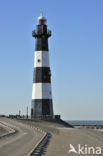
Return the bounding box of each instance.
[40,9,43,17]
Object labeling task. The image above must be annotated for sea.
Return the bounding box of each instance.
[66,120,103,126]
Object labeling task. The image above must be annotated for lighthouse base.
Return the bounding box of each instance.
[31,99,53,117]
[31,115,61,120]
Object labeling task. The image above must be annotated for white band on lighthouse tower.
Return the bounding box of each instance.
[34,51,49,67]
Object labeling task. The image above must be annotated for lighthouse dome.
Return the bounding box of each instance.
[37,14,46,25]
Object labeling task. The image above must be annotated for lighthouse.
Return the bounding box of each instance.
[31,13,54,117]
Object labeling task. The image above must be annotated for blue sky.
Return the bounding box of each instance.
[0,0,103,120]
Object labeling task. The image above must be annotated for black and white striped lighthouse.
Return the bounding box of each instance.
[31,13,54,117]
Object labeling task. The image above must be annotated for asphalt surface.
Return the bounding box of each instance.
[44,127,103,156]
[0,124,8,136]
[1,118,103,156]
[0,118,43,156]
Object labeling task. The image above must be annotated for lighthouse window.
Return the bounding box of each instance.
[37,59,40,62]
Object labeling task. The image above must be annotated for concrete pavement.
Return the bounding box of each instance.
[0,118,43,156]
[43,127,103,156]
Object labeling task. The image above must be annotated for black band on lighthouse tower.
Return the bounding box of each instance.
[33,67,51,83]
[31,14,53,117]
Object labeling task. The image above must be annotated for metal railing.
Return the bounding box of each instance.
[32,29,51,37]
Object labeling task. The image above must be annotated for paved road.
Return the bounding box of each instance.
[0,118,43,156]
[44,128,103,156]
